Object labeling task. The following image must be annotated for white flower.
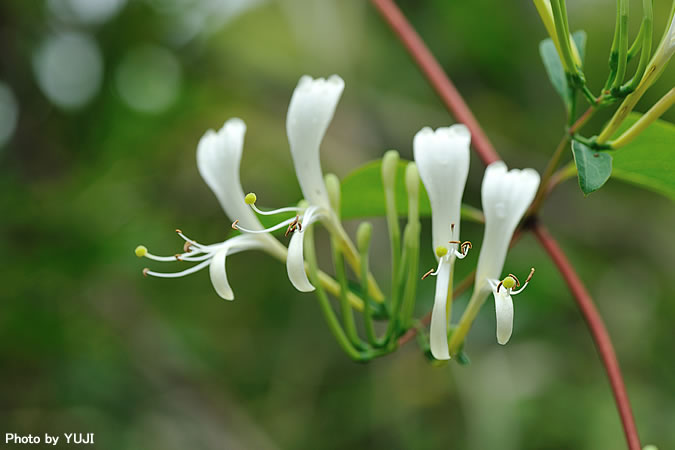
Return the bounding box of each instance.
[235,75,345,293]
[474,161,540,294]
[136,118,285,301]
[488,269,534,345]
[414,124,471,360]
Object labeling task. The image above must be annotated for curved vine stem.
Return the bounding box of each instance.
[370,1,641,448]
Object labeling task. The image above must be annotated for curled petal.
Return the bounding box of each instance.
[493,288,514,345]
[209,248,234,300]
[286,230,315,292]
[429,259,451,360]
[208,235,268,301]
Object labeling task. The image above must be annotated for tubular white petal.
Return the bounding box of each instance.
[429,259,451,360]
[475,161,540,291]
[413,125,470,257]
[493,287,514,345]
[286,75,344,209]
[196,118,262,230]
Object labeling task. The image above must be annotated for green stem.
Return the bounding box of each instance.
[305,227,363,361]
[448,289,488,356]
[331,237,366,351]
[358,228,380,347]
[623,0,653,93]
[611,0,630,91]
[550,0,578,75]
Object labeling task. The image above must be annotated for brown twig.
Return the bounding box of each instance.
[370,0,499,166]
[371,1,641,448]
[533,223,640,450]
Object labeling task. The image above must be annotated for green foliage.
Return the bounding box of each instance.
[539,31,587,113]
[612,113,675,200]
[340,159,484,223]
[572,141,613,195]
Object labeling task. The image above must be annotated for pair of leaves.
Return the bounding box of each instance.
[572,114,675,199]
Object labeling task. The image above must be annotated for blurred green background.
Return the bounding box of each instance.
[1,1,674,449]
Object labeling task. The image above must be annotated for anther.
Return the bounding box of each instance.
[143,268,149,277]
[451,223,455,232]
[448,240,461,244]
[461,241,472,255]
[422,268,435,280]
[497,281,504,293]
[525,267,535,283]
[183,242,192,253]
[285,215,300,237]
[244,192,257,205]
[175,254,183,261]
[175,229,182,234]
[508,273,521,287]
[231,219,239,230]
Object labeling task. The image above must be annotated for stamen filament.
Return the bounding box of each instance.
[251,204,303,216]
[234,217,297,234]
[143,259,212,278]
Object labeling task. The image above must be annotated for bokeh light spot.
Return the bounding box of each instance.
[32,32,103,110]
[115,45,182,114]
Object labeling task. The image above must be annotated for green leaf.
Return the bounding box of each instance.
[611,113,675,200]
[572,141,613,195]
[572,30,587,64]
[539,30,587,113]
[341,159,484,222]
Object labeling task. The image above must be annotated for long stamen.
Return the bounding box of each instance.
[143,258,212,278]
[251,204,303,216]
[511,268,535,295]
[234,217,297,234]
[176,229,209,251]
[244,192,303,216]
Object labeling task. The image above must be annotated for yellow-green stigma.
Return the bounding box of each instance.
[135,245,148,258]
[502,275,517,290]
[435,245,448,258]
[244,192,257,205]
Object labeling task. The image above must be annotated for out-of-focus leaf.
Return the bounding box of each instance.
[611,113,675,200]
[539,30,587,113]
[340,159,484,222]
[572,141,612,195]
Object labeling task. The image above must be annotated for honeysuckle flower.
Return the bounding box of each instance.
[234,75,345,293]
[136,118,286,300]
[488,269,534,345]
[414,124,471,360]
[474,161,540,294]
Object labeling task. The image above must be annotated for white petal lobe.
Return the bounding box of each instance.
[287,231,315,292]
[209,248,234,300]
[413,124,470,256]
[286,75,344,209]
[429,260,451,360]
[493,289,514,345]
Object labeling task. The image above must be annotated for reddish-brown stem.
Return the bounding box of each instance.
[370,0,500,166]
[372,1,641,448]
[533,223,641,450]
